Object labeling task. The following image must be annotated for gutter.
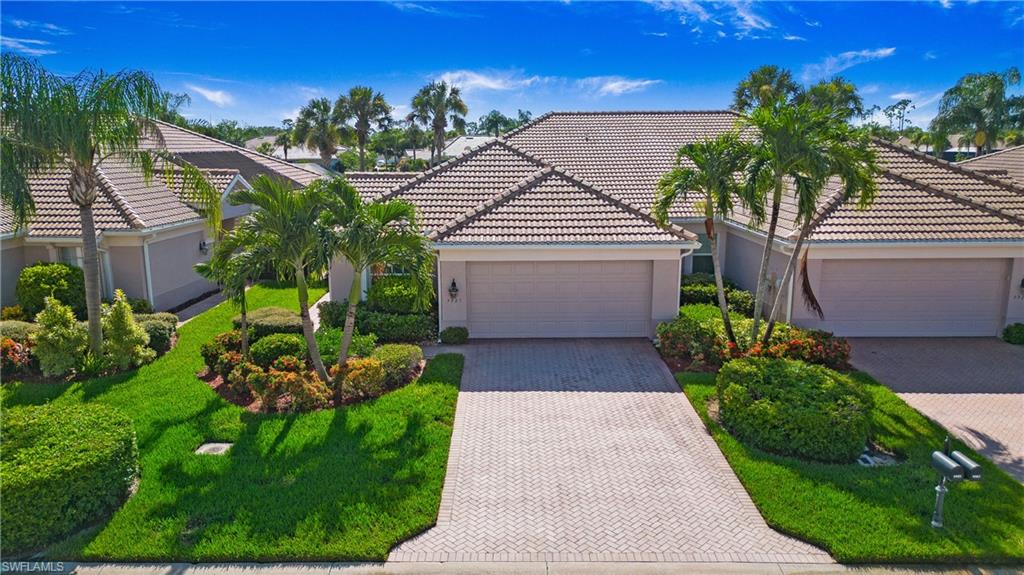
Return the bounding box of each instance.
[432,242,700,250]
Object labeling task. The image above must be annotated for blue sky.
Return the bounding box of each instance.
[2,1,1022,129]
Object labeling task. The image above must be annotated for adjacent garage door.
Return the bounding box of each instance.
[467,261,652,338]
[813,258,1009,336]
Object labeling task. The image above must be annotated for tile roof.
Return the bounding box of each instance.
[957,145,1024,187]
[343,171,419,201]
[430,167,694,245]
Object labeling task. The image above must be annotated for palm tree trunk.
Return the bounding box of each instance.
[750,176,783,341]
[707,218,736,344]
[337,268,363,366]
[761,218,813,345]
[295,265,329,382]
[358,132,367,171]
[239,294,249,359]
[79,204,104,354]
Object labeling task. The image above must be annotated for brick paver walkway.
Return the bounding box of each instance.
[389,340,831,563]
[850,338,1024,482]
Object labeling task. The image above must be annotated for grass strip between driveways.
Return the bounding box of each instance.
[677,371,1024,564]
[2,283,464,562]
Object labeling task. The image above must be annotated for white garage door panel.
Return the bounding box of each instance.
[468,261,652,338]
[814,258,1008,336]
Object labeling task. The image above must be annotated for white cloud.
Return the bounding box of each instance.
[0,36,57,56]
[923,50,938,60]
[7,18,71,35]
[576,76,662,96]
[783,34,806,41]
[889,90,943,107]
[186,84,235,107]
[643,31,669,37]
[936,0,952,8]
[731,1,772,35]
[861,84,880,95]
[804,19,821,27]
[801,47,896,81]
[649,0,774,40]
[388,2,440,14]
[437,70,542,92]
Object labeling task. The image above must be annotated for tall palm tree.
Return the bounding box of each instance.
[1,54,220,354]
[194,227,266,358]
[408,81,468,166]
[478,110,512,136]
[293,97,342,166]
[931,67,1021,156]
[274,119,293,160]
[404,120,428,162]
[653,133,754,345]
[333,86,391,171]
[229,176,334,381]
[796,77,865,121]
[731,65,800,113]
[321,179,434,366]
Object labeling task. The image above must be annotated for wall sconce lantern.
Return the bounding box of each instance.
[448,279,459,302]
[199,240,209,255]
[1019,277,1024,294]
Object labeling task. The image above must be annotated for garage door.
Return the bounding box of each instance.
[467,261,652,338]
[813,258,1009,336]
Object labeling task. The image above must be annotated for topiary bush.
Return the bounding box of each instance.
[439,326,469,344]
[139,320,175,354]
[33,297,89,377]
[17,262,87,319]
[358,310,435,343]
[366,276,420,313]
[1,403,139,556]
[315,326,377,359]
[372,344,423,388]
[716,357,873,462]
[1003,323,1024,345]
[0,320,39,345]
[102,290,155,370]
[250,333,307,368]
[234,307,302,340]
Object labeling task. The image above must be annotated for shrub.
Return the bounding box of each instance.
[215,351,243,380]
[1,403,138,556]
[139,320,175,354]
[315,326,377,359]
[200,330,244,371]
[372,344,423,388]
[681,272,737,289]
[33,297,89,377]
[134,312,179,327]
[0,320,39,345]
[316,300,349,329]
[716,357,872,462]
[272,369,331,411]
[246,369,282,411]
[102,290,155,370]
[271,355,305,373]
[440,326,469,344]
[1004,323,1024,345]
[1,337,32,374]
[227,361,262,395]
[127,297,153,314]
[2,305,27,321]
[358,310,435,343]
[657,308,721,368]
[77,352,114,379]
[679,275,754,317]
[17,262,87,319]
[366,276,420,313]
[332,357,386,402]
[250,333,307,368]
[234,307,302,340]
[725,289,755,317]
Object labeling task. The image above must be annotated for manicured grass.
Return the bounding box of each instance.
[678,372,1024,564]
[2,283,464,561]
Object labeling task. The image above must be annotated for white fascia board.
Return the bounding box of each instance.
[804,241,1024,260]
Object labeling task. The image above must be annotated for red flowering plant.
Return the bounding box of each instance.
[1,337,32,374]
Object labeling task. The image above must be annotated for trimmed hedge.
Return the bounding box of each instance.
[372,344,423,388]
[140,319,175,354]
[440,326,469,344]
[679,273,754,317]
[1004,323,1024,345]
[316,299,350,329]
[234,307,302,340]
[17,262,87,319]
[315,326,377,359]
[716,357,872,462]
[1,403,139,556]
[0,320,39,345]
[366,276,419,314]
[134,312,179,327]
[358,310,435,343]
[250,333,307,368]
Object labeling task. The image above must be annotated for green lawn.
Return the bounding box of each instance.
[678,372,1024,564]
[2,283,464,562]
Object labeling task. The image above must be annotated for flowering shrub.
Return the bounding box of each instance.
[331,357,386,402]
[214,351,243,380]
[250,333,306,368]
[245,369,281,410]
[273,369,332,411]
[200,330,245,371]
[227,361,263,395]
[2,305,28,321]
[271,355,305,373]
[1,337,32,373]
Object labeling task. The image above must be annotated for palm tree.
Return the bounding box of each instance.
[404,120,428,162]
[293,97,342,166]
[194,227,265,358]
[796,77,865,121]
[321,179,434,366]
[653,133,753,345]
[478,110,512,136]
[333,86,391,171]
[408,81,468,166]
[1,54,220,354]
[932,67,1021,156]
[229,176,334,381]
[274,119,293,160]
[732,65,800,113]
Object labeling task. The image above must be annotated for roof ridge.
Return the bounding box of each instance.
[500,111,555,139]
[957,143,1024,164]
[873,137,1024,196]
[376,139,511,202]
[795,185,848,241]
[95,164,147,229]
[496,139,553,168]
[428,167,554,241]
[880,169,1024,227]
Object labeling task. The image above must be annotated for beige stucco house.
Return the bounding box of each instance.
[1,120,320,311]
[333,111,1024,339]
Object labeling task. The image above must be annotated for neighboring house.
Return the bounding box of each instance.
[243,135,345,163]
[1,120,320,311]
[443,135,497,158]
[957,145,1024,186]
[332,111,1024,339]
[897,134,1010,161]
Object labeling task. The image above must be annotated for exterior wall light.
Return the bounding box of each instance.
[448,279,459,302]
[199,240,209,254]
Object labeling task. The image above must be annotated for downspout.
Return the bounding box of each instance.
[101,248,115,300]
[142,234,156,307]
[435,254,442,341]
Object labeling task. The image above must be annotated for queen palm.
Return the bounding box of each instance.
[229,176,334,381]
[194,227,266,358]
[408,81,468,166]
[294,97,342,166]
[1,54,220,354]
[732,65,800,113]
[321,179,434,366]
[333,86,391,171]
[654,133,754,345]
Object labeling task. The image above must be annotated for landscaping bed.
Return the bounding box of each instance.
[2,283,465,562]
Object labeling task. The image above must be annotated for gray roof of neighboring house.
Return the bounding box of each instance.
[957,145,1024,187]
[443,135,497,158]
[343,171,419,200]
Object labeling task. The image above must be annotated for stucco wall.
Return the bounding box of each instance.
[1007,257,1024,327]
[1,241,51,307]
[147,229,215,311]
[438,260,467,331]
[328,257,362,303]
[108,245,147,302]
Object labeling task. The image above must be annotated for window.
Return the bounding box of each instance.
[692,233,714,274]
[58,246,80,266]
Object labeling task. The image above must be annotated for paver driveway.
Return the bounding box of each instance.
[850,338,1024,482]
[390,340,830,563]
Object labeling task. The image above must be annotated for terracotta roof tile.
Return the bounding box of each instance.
[343,171,419,200]
[957,145,1024,187]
